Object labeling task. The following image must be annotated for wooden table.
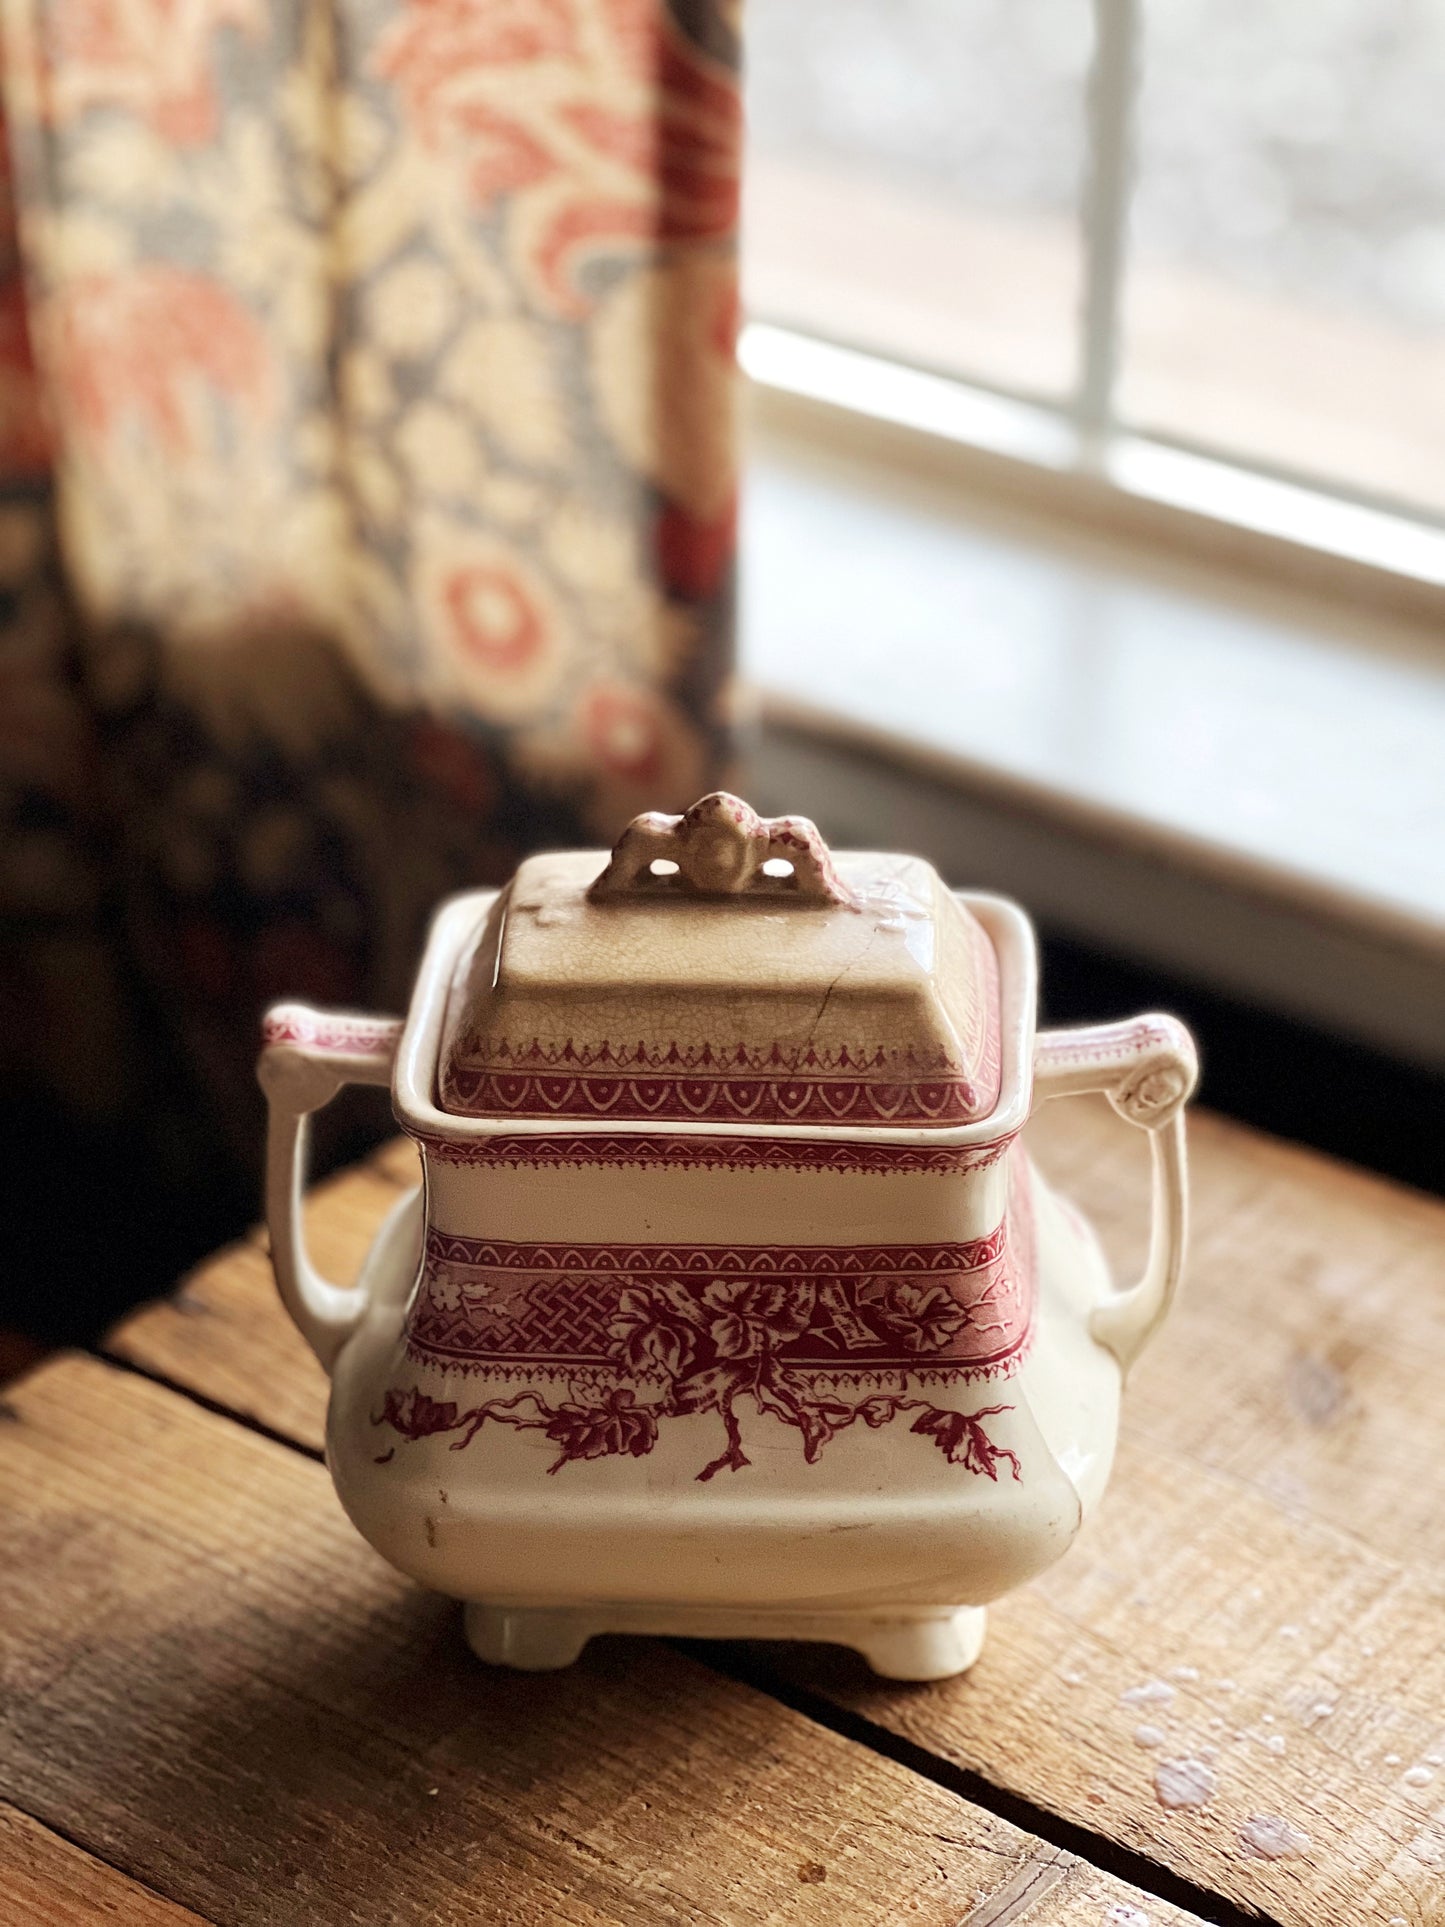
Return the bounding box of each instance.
[4,1103,1443,1926]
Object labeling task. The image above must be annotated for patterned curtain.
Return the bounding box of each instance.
[0,0,740,1341]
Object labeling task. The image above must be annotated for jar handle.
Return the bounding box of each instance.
[256,1004,402,1373]
[1033,1014,1198,1373]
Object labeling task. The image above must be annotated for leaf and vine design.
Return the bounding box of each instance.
[372,1238,1028,1483]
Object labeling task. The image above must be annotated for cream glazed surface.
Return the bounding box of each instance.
[259,796,1197,1680]
[325,1158,1119,1618]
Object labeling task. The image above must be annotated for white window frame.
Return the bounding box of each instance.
[740,0,1445,626]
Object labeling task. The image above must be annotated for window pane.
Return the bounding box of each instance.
[1123,1,1445,518]
[743,0,1091,401]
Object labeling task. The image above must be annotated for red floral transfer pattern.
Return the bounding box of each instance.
[374,1181,1033,1482]
[407,1230,1028,1378]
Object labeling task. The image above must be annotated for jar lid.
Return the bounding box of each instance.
[436,794,1003,1130]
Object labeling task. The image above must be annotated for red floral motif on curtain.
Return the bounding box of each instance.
[375,0,740,314]
[53,267,275,453]
[0,0,739,1342]
[42,0,265,144]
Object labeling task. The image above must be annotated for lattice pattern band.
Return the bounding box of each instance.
[406,1218,1033,1382]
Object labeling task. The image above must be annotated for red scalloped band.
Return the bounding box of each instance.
[444,1064,993,1125]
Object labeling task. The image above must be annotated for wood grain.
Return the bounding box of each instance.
[0,1355,1199,1927]
[108,1151,413,1453]
[0,1804,211,1925]
[106,1108,1445,1924]
[786,1105,1445,1927]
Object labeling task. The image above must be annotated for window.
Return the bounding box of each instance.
[737,0,1444,1066]
[1126,1,1445,520]
[743,0,1445,570]
[743,0,1090,403]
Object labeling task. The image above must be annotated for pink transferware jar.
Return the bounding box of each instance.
[258,794,1197,1679]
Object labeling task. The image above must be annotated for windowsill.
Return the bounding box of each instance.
[744,160,1445,521]
[738,390,1445,1067]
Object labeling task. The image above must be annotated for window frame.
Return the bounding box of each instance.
[740,0,1445,626]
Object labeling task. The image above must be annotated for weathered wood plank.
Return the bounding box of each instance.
[1033,1102,1445,1572]
[109,1108,1445,1924]
[0,1803,211,1924]
[108,1152,412,1453]
[0,1355,1200,1927]
[777,1105,1445,1926]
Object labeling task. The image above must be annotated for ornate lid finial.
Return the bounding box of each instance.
[588,793,857,906]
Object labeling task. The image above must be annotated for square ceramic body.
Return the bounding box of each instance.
[260,797,1197,1678]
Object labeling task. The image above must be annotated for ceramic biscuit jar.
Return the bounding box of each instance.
[258,793,1197,1679]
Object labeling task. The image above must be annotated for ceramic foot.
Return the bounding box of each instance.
[464,1603,593,1671]
[852,1606,987,1681]
[461,1601,987,1681]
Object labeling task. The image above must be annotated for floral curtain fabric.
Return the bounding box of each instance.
[0,0,740,1339]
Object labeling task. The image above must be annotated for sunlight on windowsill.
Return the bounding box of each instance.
[740,411,1445,948]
